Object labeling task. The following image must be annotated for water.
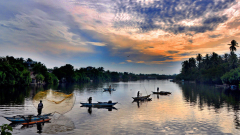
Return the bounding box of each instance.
[1,80,240,134]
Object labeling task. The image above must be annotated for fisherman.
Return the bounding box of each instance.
[88,97,92,104]
[157,87,159,92]
[137,91,140,97]
[37,100,43,116]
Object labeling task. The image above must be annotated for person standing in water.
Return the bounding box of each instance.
[88,97,92,104]
[137,91,140,97]
[157,87,159,92]
[37,100,43,116]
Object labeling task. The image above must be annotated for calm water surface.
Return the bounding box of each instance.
[1,80,240,135]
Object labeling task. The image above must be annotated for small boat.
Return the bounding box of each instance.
[4,113,52,123]
[152,91,171,95]
[80,102,118,107]
[103,88,116,91]
[132,98,152,102]
[80,106,118,110]
[132,94,151,100]
[22,118,51,125]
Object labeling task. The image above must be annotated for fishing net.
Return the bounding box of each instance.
[32,90,75,114]
[42,114,75,134]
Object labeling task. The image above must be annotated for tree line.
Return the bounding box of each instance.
[0,56,175,86]
[176,40,240,85]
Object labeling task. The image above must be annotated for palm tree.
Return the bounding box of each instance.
[181,60,189,74]
[203,54,210,69]
[189,57,196,68]
[196,53,202,68]
[210,52,219,66]
[228,40,239,52]
[223,53,229,62]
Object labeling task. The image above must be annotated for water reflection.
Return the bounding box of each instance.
[0,86,31,105]
[179,83,240,111]
[103,90,112,95]
[132,99,152,108]
[2,81,240,134]
[88,107,92,114]
[81,106,118,115]
[178,82,240,129]
[20,122,45,134]
[36,123,43,134]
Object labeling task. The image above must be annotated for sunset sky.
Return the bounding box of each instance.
[1,0,240,74]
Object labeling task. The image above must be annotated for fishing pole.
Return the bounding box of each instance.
[143,85,148,95]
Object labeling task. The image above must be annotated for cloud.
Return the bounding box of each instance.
[87,42,106,46]
[113,0,235,34]
[137,61,145,63]
[0,0,107,57]
[168,51,179,54]
[1,0,240,74]
[208,34,222,38]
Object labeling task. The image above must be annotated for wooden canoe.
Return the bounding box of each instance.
[4,113,52,123]
[80,102,118,107]
[22,118,51,125]
[152,91,171,95]
[103,88,116,91]
[132,94,151,100]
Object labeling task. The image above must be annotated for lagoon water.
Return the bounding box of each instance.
[1,80,240,135]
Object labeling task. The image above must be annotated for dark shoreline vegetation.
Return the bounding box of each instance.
[0,56,176,86]
[176,40,239,86]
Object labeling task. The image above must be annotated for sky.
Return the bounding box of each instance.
[1,0,240,74]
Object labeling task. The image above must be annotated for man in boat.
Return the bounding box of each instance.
[157,87,159,92]
[88,97,92,104]
[137,91,140,97]
[37,100,43,116]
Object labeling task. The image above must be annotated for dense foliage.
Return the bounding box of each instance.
[0,124,12,135]
[0,55,175,86]
[176,40,240,85]
[0,56,31,85]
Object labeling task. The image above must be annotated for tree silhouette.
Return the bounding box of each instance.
[228,40,239,52]
[196,53,202,68]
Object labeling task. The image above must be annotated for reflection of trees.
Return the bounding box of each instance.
[0,82,103,105]
[178,83,240,129]
[0,86,31,105]
[179,83,236,110]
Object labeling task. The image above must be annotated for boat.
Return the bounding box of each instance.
[132,94,151,100]
[80,106,118,110]
[132,98,152,102]
[4,113,52,123]
[152,91,171,95]
[22,118,51,125]
[80,102,118,107]
[103,88,116,91]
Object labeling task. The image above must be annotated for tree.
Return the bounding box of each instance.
[196,53,202,68]
[228,40,239,52]
[221,67,240,85]
[223,53,229,63]
[188,57,196,68]
[36,74,44,83]
[32,62,47,75]
[228,52,238,69]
